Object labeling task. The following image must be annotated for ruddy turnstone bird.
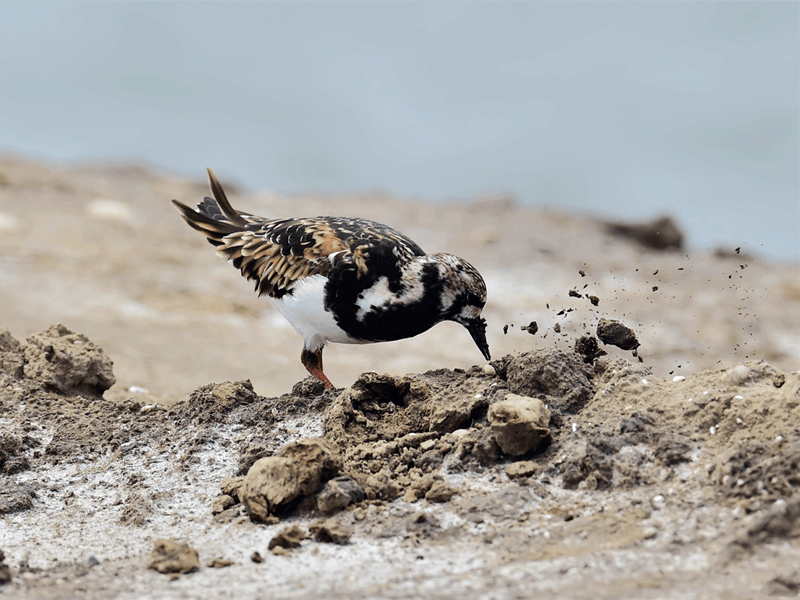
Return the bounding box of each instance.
[172,169,490,388]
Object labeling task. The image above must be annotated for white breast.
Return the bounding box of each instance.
[268,275,367,350]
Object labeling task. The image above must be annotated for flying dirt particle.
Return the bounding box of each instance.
[653,270,659,275]
[553,323,561,334]
[596,319,640,351]
[569,290,582,298]
[503,324,509,335]
[520,321,538,335]
[735,247,741,254]
[579,270,586,277]
[589,295,600,306]
[652,286,659,292]
[250,552,263,563]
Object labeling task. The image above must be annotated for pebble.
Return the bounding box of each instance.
[128,385,149,394]
[736,418,744,425]
[482,365,496,376]
[776,435,784,444]
[641,379,649,385]
[642,527,658,540]
[672,376,686,382]
[734,395,744,400]
[651,495,666,507]
[571,423,578,433]
[709,426,716,435]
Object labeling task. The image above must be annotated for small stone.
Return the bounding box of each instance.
[672,376,685,382]
[317,476,365,513]
[642,527,658,540]
[206,558,234,568]
[211,494,235,515]
[147,539,200,575]
[504,460,538,479]
[596,318,640,351]
[482,364,496,376]
[268,524,307,552]
[487,394,551,456]
[309,519,353,544]
[250,552,263,563]
[424,481,458,503]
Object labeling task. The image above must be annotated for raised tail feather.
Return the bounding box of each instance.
[171,168,247,245]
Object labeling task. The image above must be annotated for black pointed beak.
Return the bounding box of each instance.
[465,318,491,361]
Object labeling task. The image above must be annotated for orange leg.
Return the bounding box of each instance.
[300,347,334,389]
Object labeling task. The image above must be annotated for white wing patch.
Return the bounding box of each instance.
[355,267,427,322]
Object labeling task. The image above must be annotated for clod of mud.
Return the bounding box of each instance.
[0,550,10,585]
[309,519,353,544]
[147,539,200,576]
[206,558,234,568]
[596,318,641,351]
[504,350,594,414]
[317,476,365,513]
[504,460,538,479]
[487,393,551,456]
[520,321,538,335]
[574,334,607,364]
[268,524,307,553]
[424,481,459,503]
[23,324,115,395]
[1,324,115,396]
[240,438,341,521]
[0,482,35,514]
[603,214,684,250]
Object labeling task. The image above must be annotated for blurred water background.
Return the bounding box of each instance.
[1,2,797,260]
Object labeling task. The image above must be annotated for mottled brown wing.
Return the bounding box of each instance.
[172,200,350,297]
[172,169,425,298]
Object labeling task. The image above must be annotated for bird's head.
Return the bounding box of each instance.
[431,254,491,361]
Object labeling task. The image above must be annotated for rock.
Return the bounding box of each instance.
[268,524,307,552]
[211,494,235,515]
[574,335,606,364]
[220,476,244,501]
[364,469,401,501]
[147,539,199,575]
[240,438,341,521]
[309,519,353,544]
[22,324,115,395]
[425,481,459,503]
[0,549,10,585]
[0,482,34,515]
[428,389,489,433]
[596,319,640,352]
[317,476,365,513]
[487,394,551,456]
[505,460,538,479]
[206,558,234,568]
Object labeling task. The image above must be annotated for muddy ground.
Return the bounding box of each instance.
[0,154,798,599]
